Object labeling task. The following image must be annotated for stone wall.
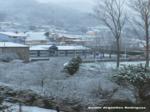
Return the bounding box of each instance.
[0,47,29,62]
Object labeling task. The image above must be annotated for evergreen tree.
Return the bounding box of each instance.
[64,56,82,75]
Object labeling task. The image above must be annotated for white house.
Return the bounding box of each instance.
[25,32,49,45]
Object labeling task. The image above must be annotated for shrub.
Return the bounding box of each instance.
[113,64,150,88]
[75,56,82,63]
[64,56,82,75]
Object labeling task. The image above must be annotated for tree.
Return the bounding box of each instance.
[44,32,50,38]
[94,0,126,68]
[130,0,150,68]
[37,62,49,95]
[64,56,82,75]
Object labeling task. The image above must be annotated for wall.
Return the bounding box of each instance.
[25,40,49,45]
[30,50,88,57]
[0,47,29,62]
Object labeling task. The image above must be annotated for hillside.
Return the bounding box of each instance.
[0,0,97,32]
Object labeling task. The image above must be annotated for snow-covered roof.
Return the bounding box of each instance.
[0,32,27,37]
[30,45,90,51]
[0,42,28,47]
[30,45,50,51]
[58,33,81,39]
[25,32,48,41]
[58,45,89,50]
[73,39,86,42]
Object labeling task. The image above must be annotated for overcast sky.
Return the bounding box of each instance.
[37,0,95,12]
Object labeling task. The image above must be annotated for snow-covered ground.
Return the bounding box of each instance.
[5,103,57,112]
[12,106,56,112]
[83,61,146,69]
[0,59,147,107]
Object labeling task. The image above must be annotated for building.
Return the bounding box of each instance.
[0,32,27,43]
[40,32,91,45]
[55,34,82,45]
[30,45,90,57]
[0,42,29,62]
[25,32,49,45]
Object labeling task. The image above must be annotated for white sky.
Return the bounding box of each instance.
[37,0,95,12]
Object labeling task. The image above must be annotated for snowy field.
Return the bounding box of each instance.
[13,107,56,112]
[12,106,56,112]
[5,103,57,112]
[0,59,147,107]
[83,61,146,69]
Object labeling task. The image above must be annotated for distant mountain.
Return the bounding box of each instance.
[0,0,97,33]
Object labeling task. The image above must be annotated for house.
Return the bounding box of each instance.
[30,45,90,57]
[0,32,27,43]
[0,42,29,62]
[55,34,81,45]
[25,32,49,45]
[72,39,88,45]
[45,33,90,45]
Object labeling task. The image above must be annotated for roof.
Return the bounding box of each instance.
[0,42,28,47]
[25,32,48,41]
[57,46,89,50]
[58,33,81,39]
[72,39,86,42]
[0,32,27,37]
[30,45,90,51]
[30,45,50,51]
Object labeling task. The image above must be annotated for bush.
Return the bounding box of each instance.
[113,64,150,88]
[64,56,82,75]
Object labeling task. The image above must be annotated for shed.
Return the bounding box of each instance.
[0,42,29,62]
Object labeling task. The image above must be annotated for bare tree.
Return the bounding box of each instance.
[94,0,126,68]
[37,62,49,95]
[130,0,150,67]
